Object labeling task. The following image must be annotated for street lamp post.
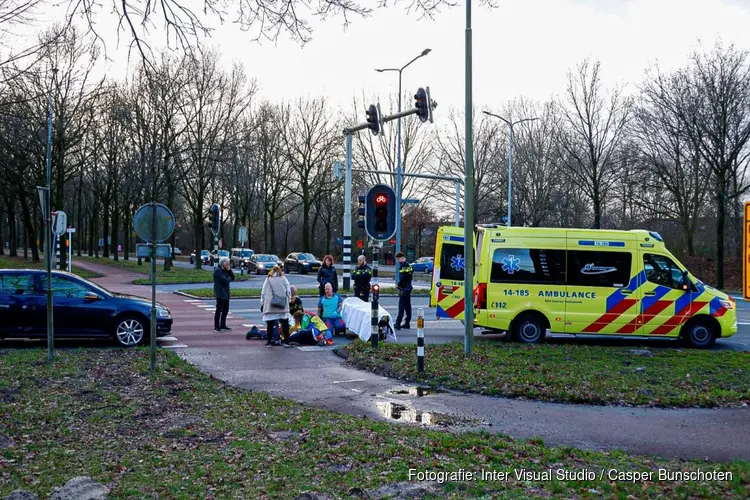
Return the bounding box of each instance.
[482,111,539,227]
[375,48,431,267]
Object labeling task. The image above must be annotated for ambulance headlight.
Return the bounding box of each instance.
[720,300,734,310]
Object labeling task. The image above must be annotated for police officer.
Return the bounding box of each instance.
[394,252,413,330]
[353,255,372,302]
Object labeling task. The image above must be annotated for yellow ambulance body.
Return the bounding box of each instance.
[431,225,737,348]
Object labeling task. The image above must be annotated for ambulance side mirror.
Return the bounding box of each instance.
[681,270,690,291]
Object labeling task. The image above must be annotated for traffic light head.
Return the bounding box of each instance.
[365,184,396,241]
[414,87,434,123]
[365,104,383,136]
[210,204,220,233]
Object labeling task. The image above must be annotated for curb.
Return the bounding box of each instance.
[333,346,350,360]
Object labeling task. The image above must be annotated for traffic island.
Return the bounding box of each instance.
[343,341,750,408]
[2,349,748,498]
[78,256,253,284]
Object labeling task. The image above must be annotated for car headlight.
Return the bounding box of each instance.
[720,299,734,310]
[157,307,171,318]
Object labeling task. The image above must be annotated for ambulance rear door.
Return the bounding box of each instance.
[431,226,468,319]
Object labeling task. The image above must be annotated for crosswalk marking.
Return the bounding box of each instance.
[162,344,189,349]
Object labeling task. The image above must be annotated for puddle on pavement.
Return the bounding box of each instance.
[386,386,444,397]
[375,401,477,428]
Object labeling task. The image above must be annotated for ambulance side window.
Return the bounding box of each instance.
[440,244,465,282]
[568,251,632,288]
[490,248,566,284]
[643,254,684,290]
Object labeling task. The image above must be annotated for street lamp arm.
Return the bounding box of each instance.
[482,110,512,128]
[514,117,540,126]
[375,68,400,73]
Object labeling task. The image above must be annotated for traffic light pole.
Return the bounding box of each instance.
[370,239,381,348]
[343,133,353,290]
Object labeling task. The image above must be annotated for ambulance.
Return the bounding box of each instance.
[431,225,737,348]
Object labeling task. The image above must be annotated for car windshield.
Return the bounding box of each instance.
[201,251,209,256]
[256,255,276,262]
[298,253,315,260]
[240,250,253,257]
[218,251,229,256]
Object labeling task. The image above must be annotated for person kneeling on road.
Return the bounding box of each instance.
[318,283,345,334]
[288,285,304,331]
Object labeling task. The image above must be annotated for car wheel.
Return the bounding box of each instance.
[682,318,717,349]
[114,315,146,347]
[425,268,431,274]
[511,313,547,344]
[298,265,303,274]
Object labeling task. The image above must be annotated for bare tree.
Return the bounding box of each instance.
[558,59,631,229]
[655,44,750,287]
[280,97,340,252]
[431,106,503,224]
[505,98,562,226]
[176,50,253,268]
[634,70,711,254]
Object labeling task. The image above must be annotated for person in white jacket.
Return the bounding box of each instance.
[260,265,292,347]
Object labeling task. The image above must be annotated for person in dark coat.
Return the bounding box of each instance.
[394,252,413,330]
[317,254,338,296]
[353,254,372,302]
[213,257,235,332]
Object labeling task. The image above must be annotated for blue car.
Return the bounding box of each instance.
[410,257,434,274]
[0,270,172,347]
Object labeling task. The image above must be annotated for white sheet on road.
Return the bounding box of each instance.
[341,297,395,342]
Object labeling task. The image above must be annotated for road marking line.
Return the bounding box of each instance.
[737,321,750,326]
[296,346,335,351]
[242,324,255,328]
[161,344,189,349]
[183,299,202,303]
[158,336,179,341]
[331,379,366,384]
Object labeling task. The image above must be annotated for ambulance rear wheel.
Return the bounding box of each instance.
[511,313,547,344]
[682,318,717,349]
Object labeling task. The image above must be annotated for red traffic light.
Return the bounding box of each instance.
[375,193,388,205]
[357,239,363,248]
[372,284,380,292]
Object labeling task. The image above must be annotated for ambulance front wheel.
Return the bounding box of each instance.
[682,318,717,349]
[511,312,547,344]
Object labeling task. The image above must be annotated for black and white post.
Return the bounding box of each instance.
[417,308,425,372]
[55,235,61,270]
[370,241,380,348]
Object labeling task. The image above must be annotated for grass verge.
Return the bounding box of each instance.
[176,287,431,298]
[81,257,251,285]
[1,349,747,498]
[344,341,750,408]
[0,255,101,279]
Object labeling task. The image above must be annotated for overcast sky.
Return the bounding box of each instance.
[17,0,750,120]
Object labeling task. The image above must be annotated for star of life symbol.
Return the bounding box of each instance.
[501,255,521,274]
[450,254,465,272]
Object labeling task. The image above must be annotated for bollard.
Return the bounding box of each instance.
[417,308,425,372]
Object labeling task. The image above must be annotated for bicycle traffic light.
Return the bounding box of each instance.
[357,195,366,229]
[210,203,220,233]
[365,103,383,136]
[365,184,396,241]
[414,87,434,123]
